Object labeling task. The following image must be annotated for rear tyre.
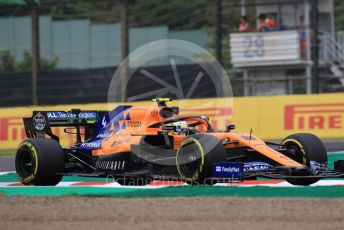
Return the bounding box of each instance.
[282,133,327,186]
[176,134,226,184]
[15,138,64,186]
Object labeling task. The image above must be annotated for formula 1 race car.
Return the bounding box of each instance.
[16,98,344,186]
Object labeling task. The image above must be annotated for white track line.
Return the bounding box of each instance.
[0,171,15,176]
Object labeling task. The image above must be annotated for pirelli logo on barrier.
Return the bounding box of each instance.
[0,117,26,142]
[0,116,76,147]
[284,103,344,130]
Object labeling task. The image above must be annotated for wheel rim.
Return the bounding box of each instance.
[17,150,34,178]
[177,141,203,179]
[283,142,307,165]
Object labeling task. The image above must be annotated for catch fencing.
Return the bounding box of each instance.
[0,63,220,107]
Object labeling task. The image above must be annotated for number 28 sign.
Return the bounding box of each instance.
[243,35,265,58]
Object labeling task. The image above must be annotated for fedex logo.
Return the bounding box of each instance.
[284,103,344,130]
[215,166,240,173]
[213,162,243,179]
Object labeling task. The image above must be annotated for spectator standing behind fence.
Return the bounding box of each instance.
[298,16,306,59]
[238,16,252,32]
[257,14,277,32]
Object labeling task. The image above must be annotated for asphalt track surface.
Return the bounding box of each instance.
[0,153,343,198]
[1,141,343,172]
[1,196,343,230]
[0,157,14,172]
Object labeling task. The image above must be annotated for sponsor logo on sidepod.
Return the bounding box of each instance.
[80,142,101,149]
[213,162,243,179]
[215,166,240,173]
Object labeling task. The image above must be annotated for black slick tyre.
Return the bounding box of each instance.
[282,133,327,186]
[15,138,65,186]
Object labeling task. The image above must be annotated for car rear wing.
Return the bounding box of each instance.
[23,109,107,143]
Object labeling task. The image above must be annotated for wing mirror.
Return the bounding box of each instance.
[159,106,179,118]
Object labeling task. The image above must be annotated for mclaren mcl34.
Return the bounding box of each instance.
[16,98,344,186]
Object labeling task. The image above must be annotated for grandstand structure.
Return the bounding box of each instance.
[230,0,344,95]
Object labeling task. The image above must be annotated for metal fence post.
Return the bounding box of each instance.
[28,0,40,105]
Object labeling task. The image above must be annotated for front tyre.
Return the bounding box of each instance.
[176,134,226,184]
[15,138,65,186]
[282,133,327,186]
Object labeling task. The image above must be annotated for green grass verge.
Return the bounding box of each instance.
[0,149,15,157]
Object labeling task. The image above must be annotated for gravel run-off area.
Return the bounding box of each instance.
[1,196,343,230]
